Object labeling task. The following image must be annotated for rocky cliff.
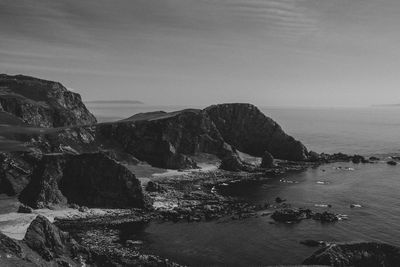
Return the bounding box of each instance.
[19,152,149,209]
[204,103,309,161]
[97,109,234,169]
[0,74,97,127]
[0,215,91,266]
[95,104,309,169]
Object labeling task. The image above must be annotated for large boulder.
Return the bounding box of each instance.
[260,151,274,168]
[303,242,400,267]
[219,152,247,172]
[19,152,149,209]
[204,103,309,161]
[0,74,97,127]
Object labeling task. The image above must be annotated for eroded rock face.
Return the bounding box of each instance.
[0,74,97,127]
[303,242,400,267]
[0,152,38,196]
[0,215,91,266]
[19,152,149,209]
[24,215,89,262]
[97,109,229,169]
[204,103,309,161]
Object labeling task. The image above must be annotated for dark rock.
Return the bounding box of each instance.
[146,181,167,193]
[275,197,286,203]
[19,152,150,209]
[17,204,33,213]
[24,215,89,262]
[387,160,397,166]
[325,152,351,162]
[0,152,36,196]
[0,215,91,266]
[303,242,400,267]
[0,74,97,127]
[308,151,320,162]
[97,109,226,169]
[204,103,309,161]
[352,154,368,164]
[260,151,274,168]
[312,211,338,223]
[271,208,303,222]
[369,156,380,161]
[219,152,247,172]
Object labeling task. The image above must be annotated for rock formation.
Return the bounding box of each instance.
[0,152,37,196]
[303,242,400,267]
[97,109,231,169]
[0,215,90,266]
[260,151,274,168]
[19,152,149,209]
[204,103,309,161]
[96,104,310,169]
[0,74,97,127]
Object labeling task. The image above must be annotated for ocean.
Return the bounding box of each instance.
[89,103,400,266]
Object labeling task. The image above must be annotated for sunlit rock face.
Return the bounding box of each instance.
[204,103,309,161]
[0,74,97,127]
[97,109,231,169]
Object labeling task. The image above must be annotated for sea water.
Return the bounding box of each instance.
[88,103,400,266]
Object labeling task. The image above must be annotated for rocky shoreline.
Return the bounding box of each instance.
[1,74,400,266]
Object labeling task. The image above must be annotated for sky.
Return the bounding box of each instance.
[1,0,400,107]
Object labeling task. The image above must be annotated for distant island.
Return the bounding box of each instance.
[85,100,144,104]
[372,103,400,107]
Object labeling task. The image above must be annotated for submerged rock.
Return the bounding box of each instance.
[387,160,397,166]
[369,156,380,161]
[352,155,369,164]
[19,152,150,209]
[303,242,400,267]
[0,74,97,127]
[271,209,304,222]
[312,211,338,223]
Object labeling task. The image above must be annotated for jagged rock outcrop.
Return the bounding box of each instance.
[303,242,400,267]
[0,74,97,127]
[97,109,232,169]
[260,151,274,168]
[204,103,309,161]
[0,215,91,266]
[0,152,38,196]
[19,152,149,209]
[24,215,90,263]
[96,105,310,169]
[219,152,246,172]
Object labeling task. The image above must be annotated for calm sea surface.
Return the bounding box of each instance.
[88,103,400,266]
